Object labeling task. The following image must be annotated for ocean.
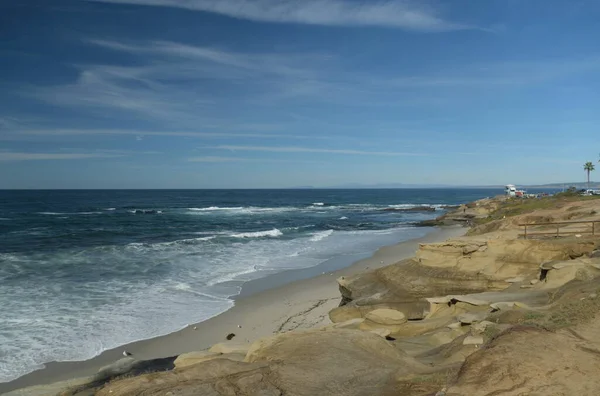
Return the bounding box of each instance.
[0,188,499,383]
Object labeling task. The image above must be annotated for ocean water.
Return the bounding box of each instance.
[0,188,499,382]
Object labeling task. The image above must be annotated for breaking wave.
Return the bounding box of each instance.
[230,229,283,238]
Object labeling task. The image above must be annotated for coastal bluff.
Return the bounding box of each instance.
[9,193,600,396]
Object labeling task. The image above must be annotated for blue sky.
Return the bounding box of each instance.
[1,0,599,188]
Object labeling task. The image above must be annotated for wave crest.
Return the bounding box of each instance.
[188,207,243,211]
[230,229,283,238]
[309,229,334,242]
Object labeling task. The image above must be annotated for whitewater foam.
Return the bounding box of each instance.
[309,229,334,242]
[127,236,217,249]
[37,211,102,215]
[205,266,261,287]
[188,206,299,215]
[186,204,400,215]
[188,206,244,211]
[230,229,283,238]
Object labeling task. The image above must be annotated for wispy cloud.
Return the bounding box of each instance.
[15,128,327,140]
[188,156,249,162]
[358,56,600,89]
[0,151,121,161]
[23,37,600,138]
[187,156,324,163]
[0,117,15,129]
[23,39,330,123]
[87,39,324,78]
[58,148,161,155]
[25,64,214,122]
[210,145,428,156]
[84,0,473,32]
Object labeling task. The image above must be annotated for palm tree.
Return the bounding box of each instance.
[584,161,595,188]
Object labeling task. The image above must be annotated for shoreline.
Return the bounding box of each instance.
[0,225,466,394]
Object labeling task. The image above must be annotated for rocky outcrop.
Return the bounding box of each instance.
[209,341,251,355]
[331,258,507,322]
[447,326,600,396]
[416,198,503,227]
[3,357,178,396]
[174,351,245,369]
[365,308,407,325]
[331,237,598,325]
[359,308,407,333]
[96,329,428,396]
[96,358,279,396]
[540,257,600,288]
[415,238,596,276]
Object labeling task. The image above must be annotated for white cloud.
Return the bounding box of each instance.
[84,0,472,32]
[210,144,427,156]
[0,152,120,161]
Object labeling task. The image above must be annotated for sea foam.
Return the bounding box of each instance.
[230,229,283,238]
[309,229,334,242]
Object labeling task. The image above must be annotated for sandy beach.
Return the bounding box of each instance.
[1,226,465,394]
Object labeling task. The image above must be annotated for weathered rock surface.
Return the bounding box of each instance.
[5,357,177,396]
[416,198,502,227]
[457,312,487,325]
[388,316,456,338]
[209,341,251,355]
[329,299,430,322]
[96,329,428,396]
[96,359,278,396]
[326,317,364,330]
[416,238,596,276]
[365,308,407,325]
[369,328,392,338]
[359,309,408,333]
[462,335,483,345]
[333,237,598,328]
[334,258,506,319]
[447,326,600,396]
[174,351,245,369]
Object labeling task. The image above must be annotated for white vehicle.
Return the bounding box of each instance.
[583,189,600,196]
[505,184,527,197]
[505,184,517,196]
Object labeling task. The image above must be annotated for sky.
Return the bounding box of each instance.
[1,0,600,188]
